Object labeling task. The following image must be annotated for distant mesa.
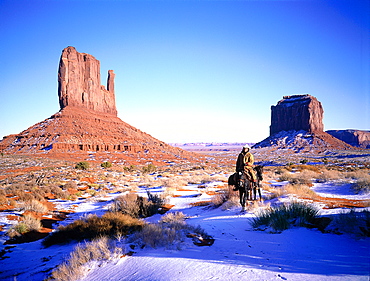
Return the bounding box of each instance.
[326,130,370,149]
[254,94,355,152]
[0,46,196,164]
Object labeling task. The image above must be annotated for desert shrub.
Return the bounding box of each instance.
[49,237,120,281]
[7,215,42,238]
[110,192,165,218]
[22,214,42,231]
[326,210,370,237]
[7,223,29,238]
[161,177,188,189]
[63,181,78,190]
[75,161,89,170]
[284,184,318,200]
[159,211,187,227]
[0,195,9,205]
[130,212,212,249]
[352,173,370,194]
[316,168,342,182]
[251,201,320,232]
[130,223,180,249]
[142,163,156,174]
[49,184,68,199]
[123,164,137,173]
[211,187,239,208]
[42,212,144,247]
[278,170,315,185]
[16,192,34,203]
[19,199,48,213]
[101,161,112,168]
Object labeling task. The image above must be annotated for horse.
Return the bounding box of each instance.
[251,165,264,201]
[228,165,264,210]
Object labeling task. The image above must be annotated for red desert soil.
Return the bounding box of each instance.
[304,196,370,209]
[0,166,45,180]
[80,177,97,184]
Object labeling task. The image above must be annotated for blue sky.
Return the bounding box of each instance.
[0,0,369,143]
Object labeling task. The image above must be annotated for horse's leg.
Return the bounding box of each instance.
[258,188,262,201]
[239,190,245,210]
[247,181,252,201]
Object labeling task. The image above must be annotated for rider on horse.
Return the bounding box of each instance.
[236,144,257,187]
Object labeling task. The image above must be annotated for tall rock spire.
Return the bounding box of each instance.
[58,46,117,116]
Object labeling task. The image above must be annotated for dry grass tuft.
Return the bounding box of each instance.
[49,237,120,281]
[129,211,212,250]
[110,192,166,218]
[42,212,144,247]
[19,199,48,213]
[284,183,319,200]
[6,214,42,238]
[278,170,317,185]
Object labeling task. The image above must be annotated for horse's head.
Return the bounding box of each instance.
[254,165,264,181]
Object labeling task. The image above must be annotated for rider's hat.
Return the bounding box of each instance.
[243,144,250,149]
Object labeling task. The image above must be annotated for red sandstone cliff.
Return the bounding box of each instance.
[58,46,117,116]
[270,95,324,135]
[0,47,198,164]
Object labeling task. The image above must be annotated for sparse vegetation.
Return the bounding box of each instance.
[101,161,112,168]
[1,152,369,280]
[129,211,212,249]
[278,169,317,185]
[352,173,370,194]
[42,212,144,247]
[75,161,90,170]
[251,201,320,232]
[211,187,239,208]
[142,163,156,174]
[326,209,370,237]
[284,183,318,200]
[7,214,42,238]
[110,192,166,218]
[19,199,48,213]
[48,237,120,281]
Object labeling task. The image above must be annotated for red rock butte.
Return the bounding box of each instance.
[254,94,355,151]
[0,47,199,164]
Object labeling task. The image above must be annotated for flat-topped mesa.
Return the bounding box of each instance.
[58,46,117,116]
[270,94,324,136]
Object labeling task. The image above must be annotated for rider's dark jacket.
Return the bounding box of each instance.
[236,150,246,172]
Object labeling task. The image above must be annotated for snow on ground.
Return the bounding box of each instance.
[312,182,370,200]
[0,180,369,281]
[81,181,370,281]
